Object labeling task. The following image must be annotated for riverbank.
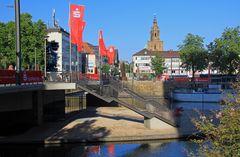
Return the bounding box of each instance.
[0,106,198,144]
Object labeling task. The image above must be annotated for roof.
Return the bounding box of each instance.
[133,48,180,58]
[47,27,69,35]
[82,42,95,54]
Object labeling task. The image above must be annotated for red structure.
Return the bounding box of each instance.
[0,70,43,84]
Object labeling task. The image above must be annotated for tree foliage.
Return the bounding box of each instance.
[193,79,240,156]
[151,54,165,76]
[124,63,130,73]
[208,27,240,74]
[0,13,47,69]
[178,33,208,81]
[101,63,110,74]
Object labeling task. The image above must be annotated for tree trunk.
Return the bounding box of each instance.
[192,65,196,88]
[192,65,195,82]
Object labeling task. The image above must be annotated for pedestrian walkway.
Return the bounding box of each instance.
[0,107,198,144]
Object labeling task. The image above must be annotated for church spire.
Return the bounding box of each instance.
[150,16,160,41]
[153,15,157,24]
[147,16,163,51]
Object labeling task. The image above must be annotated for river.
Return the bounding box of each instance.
[0,95,220,157]
[0,140,199,157]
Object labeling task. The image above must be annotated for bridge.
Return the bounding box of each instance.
[0,70,178,131]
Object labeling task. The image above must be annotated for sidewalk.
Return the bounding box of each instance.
[0,107,197,144]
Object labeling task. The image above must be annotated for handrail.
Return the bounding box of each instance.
[107,78,177,126]
[75,77,178,127]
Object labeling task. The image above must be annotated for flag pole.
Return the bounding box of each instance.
[99,31,102,94]
[69,3,72,82]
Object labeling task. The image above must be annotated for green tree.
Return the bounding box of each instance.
[193,79,240,156]
[112,66,119,76]
[101,63,110,74]
[125,63,130,73]
[0,13,47,70]
[33,20,47,70]
[208,27,240,74]
[0,22,7,68]
[0,21,16,68]
[151,54,165,76]
[178,33,208,81]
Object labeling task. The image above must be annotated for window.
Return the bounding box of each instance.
[181,70,184,73]
[141,57,149,60]
[172,70,175,73]
[172,58,179,62]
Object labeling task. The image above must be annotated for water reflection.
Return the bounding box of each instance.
[0,140,198,157]
[119,97,221,111]
[173,102,221,110]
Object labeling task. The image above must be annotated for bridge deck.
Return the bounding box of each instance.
[0,84,44,94]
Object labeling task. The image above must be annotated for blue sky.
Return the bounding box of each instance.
[1,0,240,61]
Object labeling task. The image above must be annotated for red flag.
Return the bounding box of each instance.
[107,46,115,64]
[69,4,85,52]
[98,30,107,56]
[76,21,85,52]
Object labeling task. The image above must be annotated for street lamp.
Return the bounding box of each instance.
[44,36,49,79]
[15,0,21,85]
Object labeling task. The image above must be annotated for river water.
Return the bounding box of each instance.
[0,140,199,157]
[61,95,220,157]
[0,95,220,157]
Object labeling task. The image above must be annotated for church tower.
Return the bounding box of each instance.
[147,16,163,51]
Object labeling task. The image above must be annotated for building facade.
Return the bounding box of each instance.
[47,27,81,74]
[133,17,188,78]
[132,49,188,77]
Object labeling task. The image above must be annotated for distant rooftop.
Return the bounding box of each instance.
[133,48,180,58]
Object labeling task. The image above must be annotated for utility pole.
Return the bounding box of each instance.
[15,0,21,85]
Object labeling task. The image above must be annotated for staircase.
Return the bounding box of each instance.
[76,77,178,127]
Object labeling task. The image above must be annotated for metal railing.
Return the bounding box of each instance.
[108,77,177,126]
[51,73,178,126]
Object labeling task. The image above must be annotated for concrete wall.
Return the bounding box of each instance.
[42,90,65,122]
[124,80,209,98]
[0,90,65,131]
[144,117,176,129]
[124,80,165,97]
[0,91,33,112]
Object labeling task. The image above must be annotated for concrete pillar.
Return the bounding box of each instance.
[32,91,43,125]
[42,90,65,121]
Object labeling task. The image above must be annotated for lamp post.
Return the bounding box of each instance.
[44,36,49,79]
[15,0,21,85]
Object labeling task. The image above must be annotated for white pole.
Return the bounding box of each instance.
[44,38,47,78]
